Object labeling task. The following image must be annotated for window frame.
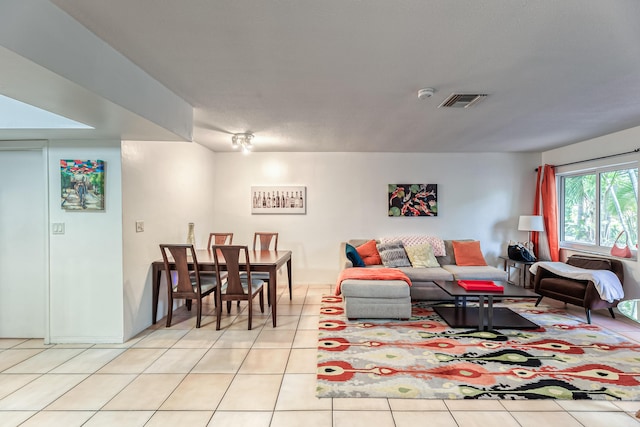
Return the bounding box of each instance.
[558,160,638,258]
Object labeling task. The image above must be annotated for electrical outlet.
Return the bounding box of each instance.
[52,223,65,235]
[135,220,144,232]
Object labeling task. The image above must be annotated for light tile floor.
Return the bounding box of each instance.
[1,284,640,426]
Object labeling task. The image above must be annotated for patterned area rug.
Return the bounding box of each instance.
[317,296,640,400]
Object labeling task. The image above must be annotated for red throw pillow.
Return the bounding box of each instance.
[452,240,487,266]
[356,240,382,265]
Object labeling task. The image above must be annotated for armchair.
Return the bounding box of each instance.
[533,255,624,324]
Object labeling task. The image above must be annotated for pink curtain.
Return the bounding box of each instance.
[534,165,559,261]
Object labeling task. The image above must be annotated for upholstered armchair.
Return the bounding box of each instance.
[533,255,624,324]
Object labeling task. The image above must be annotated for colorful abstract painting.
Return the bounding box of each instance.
[60,159,105,211]
[388,184,437,216]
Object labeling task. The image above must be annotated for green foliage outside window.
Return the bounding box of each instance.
[562,166,637,249]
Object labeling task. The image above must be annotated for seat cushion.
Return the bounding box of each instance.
[398,266,453,282]
[538,277,588,300]
[443,265,507,281]
[340,279,410,299]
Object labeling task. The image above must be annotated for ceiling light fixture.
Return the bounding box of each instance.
[231,132,254,154]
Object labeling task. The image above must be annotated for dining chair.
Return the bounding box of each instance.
[159,244,217,328]
[211,245,265,330]
[253,232,278,251]
[252,232,291,299]
[207,232,234,248]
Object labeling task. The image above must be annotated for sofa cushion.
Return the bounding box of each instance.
[356,240,382,265]
[442,265,508,281]
[398,266,454,282]
[345,243,365,267]
[341,279,410,299]
[437,239,470,265]
[376,241,412,268]
[452,240,487,266]
[404,243,440,268]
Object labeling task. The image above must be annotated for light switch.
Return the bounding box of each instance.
[52,223,65,235]
[135,220,144,232]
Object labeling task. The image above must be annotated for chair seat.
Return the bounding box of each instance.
[221,277,264,294]
[173,276,217,294]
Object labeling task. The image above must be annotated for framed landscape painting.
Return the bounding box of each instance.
[60,159,105,211]
[388,184,437,216]
[252,186,306,214]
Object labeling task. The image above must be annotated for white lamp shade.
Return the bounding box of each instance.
[518,215,544,232]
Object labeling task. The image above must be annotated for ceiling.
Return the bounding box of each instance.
[11,1,640,152]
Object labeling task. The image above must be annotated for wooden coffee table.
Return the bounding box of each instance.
[432,280,539,330]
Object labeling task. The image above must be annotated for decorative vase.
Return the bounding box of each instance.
[186,222,195,246]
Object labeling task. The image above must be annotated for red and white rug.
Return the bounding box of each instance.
[317,296,640,400]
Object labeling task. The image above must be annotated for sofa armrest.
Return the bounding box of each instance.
[339,241,353,269]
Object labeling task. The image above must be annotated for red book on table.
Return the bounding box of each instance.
[457,280,504,292]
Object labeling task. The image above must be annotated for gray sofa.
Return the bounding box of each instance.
[340,239,508,301]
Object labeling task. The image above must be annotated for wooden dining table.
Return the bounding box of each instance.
[151,249,292,327]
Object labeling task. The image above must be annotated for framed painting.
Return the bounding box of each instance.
[252,186,306,214]
[60,159,105,211]
[388,184,437,216]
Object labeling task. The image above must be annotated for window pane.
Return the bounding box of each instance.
[600,168,638,247]
[563,174,596,244]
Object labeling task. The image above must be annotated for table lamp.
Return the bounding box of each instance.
[518,215,544,252]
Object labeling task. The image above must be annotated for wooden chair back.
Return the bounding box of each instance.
[160,244,201,295]
[253,232,278,251]
[212,245,251,299]
[207,233,234,249]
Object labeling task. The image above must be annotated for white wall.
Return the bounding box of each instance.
[213,152,541,285]
[121,140,217,340]
[542,125,640,299]
[48,140,124,343]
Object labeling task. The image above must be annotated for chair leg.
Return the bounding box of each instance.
[196,299,202,328]
[585,308,592,324]
[534,296,543,307]
[608,307,616,319]
[216,301,222,331]
[166,295,173,327]
[247,297,253,330]
[267,285,271,307]
[259,289,264,313]
[226,301,232,314]
[186,299,192,311]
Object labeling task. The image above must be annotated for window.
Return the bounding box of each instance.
[559,164,638,255]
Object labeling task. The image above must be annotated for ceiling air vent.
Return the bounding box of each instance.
[438,93,488,108]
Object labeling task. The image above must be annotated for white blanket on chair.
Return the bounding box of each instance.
[529,262,624,303]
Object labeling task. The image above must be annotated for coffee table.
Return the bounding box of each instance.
[432,280,539,330]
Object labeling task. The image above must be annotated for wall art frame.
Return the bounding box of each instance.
[60,159,105,211]
[388,184,437,217]
[252,186,306,214]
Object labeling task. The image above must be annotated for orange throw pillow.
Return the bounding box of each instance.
[356,240,382,265]
[452,240,487,266]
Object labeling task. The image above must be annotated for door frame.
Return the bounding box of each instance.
[0,140,50,343]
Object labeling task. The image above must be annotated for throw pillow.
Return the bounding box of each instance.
[356,240,382,265]
[404,243,440,268]
[452,240,487,266]
[376,241,412,268]
[345,243,365,267]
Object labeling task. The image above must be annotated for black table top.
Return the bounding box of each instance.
[434,280,539,298]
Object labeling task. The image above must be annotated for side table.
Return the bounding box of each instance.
[499,256,535,288]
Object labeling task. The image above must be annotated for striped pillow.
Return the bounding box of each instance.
[376,241,411,268]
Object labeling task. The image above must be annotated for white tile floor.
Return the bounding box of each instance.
[1,283,640,426]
